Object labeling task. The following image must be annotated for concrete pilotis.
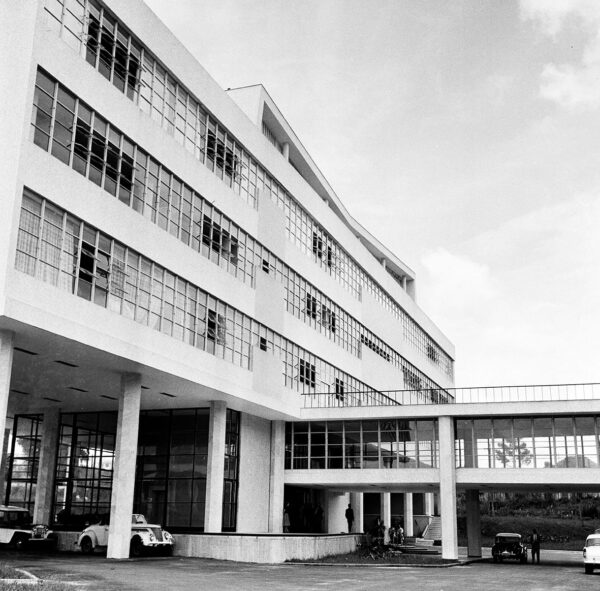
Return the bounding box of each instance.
[350,492,363,533]
[107,373,141,559]
[33,408,60,524]
[0,422,12,503]
[404,492,414,536]
[205,400,227,532]
[439,416,458,559]
[326,491,347,533]
[424,492,435,517]
[381,492,391,541]
[268,420,284,533]
[466,489,482,557]
[0,331,14,502]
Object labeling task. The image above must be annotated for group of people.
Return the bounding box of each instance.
[283,501,324,533]
[285,501,544,565]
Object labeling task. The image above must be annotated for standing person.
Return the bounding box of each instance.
[314,503,324,533]
[283,502,291,533]
[531,529,541,564]
[345,503,354,533]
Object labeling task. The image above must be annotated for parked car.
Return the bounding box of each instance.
[77,514,174,557]
[0,505,57,550]
[583,533,600,574]
[491,532,528,563]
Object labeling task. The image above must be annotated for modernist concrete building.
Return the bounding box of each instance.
[2,0,600,564]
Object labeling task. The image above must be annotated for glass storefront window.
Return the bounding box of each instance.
[285,419,438,470]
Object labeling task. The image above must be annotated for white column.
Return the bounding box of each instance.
[33,408,60,524]
[0,331,14,502]
[404,492,414,536]
[350,492,363,533]
[381,493,391,542]
[466,489,482,557]
[0,419,13,502]
[425,492,435,517]
[204,400,227,532]
[326,491,348,533]
[439,416,458,560]
[106,373,141,559]
[268,420,284,533]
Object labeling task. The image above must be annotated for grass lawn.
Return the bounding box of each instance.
[290,550,456,565]
[458,515,600,551]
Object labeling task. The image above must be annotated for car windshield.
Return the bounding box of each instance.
[497,536,520,543]
[586,539,600,547]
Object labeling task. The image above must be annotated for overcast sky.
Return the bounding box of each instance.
[143,0,600,388]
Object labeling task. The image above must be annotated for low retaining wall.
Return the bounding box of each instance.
[56,531,362,563]
[173,533,362,563]
[55,531,80,552]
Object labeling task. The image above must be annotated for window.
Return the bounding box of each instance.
[201,219,238,265]
[312,232,323,260]
[222,410,240,531]
[360,334,391,362]
[5,415,42,514]
[312,231,333,268]
[334,378,345,402]
[259,336,268,351]
[321,305,336,333]
[305,293,318,319]
[206,130,238,179]
[299,360,316,389]
[403,367,422,391]
[426,344,439,363]
[207,309,226,344]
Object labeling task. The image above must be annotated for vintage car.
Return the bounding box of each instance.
[583,533,600,574]
[77,513,174,557]
[491,532,528,563]
[0,505,57,550]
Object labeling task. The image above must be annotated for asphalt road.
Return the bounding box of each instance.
[0,549,593,591]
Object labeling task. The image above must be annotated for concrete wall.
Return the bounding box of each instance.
[237,414,272,532]
[173,533,361,563]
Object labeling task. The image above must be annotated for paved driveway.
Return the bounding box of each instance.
[0,549,593,591]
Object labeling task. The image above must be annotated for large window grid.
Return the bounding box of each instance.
[30,69,445,394]
[285,419,438,470]
[43,0,454,380]
[53,413,115,526]
[222,409,240,532]
[16,191,383,401]
[5,416,42,513]
[455,416,600,469]
[135,409,210,530]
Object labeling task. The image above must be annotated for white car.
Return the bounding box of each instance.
[77,514,174,557]
[0,505,56,550]
[584,533,600,574]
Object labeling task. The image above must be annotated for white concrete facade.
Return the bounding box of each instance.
[24,0,598,566]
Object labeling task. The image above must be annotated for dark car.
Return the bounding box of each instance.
[492,532,528,563]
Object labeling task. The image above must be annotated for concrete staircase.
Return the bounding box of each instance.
[421,516,442,543]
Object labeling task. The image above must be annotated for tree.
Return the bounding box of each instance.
[495,439,532,468]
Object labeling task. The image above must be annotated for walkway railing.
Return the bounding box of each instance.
[302,383,600,408]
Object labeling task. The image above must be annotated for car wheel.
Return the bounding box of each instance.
[11,535,28,551]
[130,536,144,558]
[80,536,94,555]
[585,564,594,574]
